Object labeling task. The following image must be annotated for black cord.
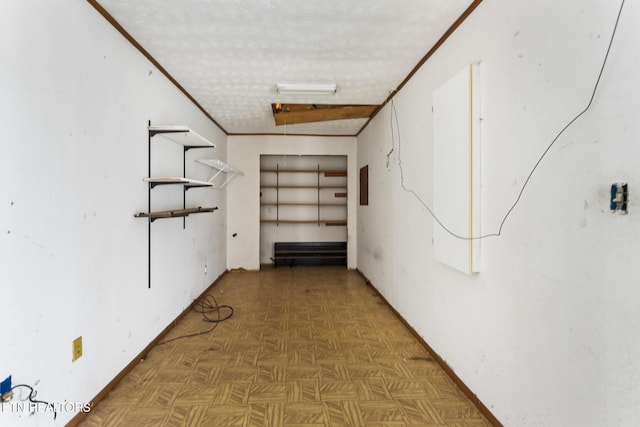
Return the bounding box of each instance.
[157,294,233,345]
[394,0,626,240]
[8,384,57,420]
[386,102,396,169]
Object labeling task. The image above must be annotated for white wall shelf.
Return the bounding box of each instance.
[196,158,244,189]
[148,125,216,148]
[141,130,242,190]
[143,177,215,189]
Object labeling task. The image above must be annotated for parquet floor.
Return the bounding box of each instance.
[79,267,490,426]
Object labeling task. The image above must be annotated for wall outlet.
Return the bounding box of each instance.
[610,182,629,213]
[72,336,83,361]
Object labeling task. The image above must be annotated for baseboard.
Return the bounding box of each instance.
[66,270,229,427]
[355,269,503,427]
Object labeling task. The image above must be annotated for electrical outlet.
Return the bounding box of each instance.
[610,182,629,213]
[73,336,83,361]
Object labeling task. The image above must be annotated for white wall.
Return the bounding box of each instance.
[227,135,357,270]
[357,0,640,425]
[0,1,227,425]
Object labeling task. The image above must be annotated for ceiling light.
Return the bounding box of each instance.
[276,83,337,96]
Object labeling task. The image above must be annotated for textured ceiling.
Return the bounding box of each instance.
[93,0,475,135]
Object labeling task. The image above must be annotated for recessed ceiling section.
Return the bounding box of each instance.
[92,0,477,135]
[272,104,379,126]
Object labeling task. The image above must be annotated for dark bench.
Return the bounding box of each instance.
[273,242,347,267]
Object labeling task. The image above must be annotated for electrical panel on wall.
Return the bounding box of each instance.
[432,63,481,274]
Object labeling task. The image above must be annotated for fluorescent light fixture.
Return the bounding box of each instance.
[276,83,337,95]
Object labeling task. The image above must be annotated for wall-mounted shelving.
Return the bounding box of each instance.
[142,177,215,189]
[148,125,215,147]
[135,124,218,223]
[135,122,242,288]
[135,206,218,222]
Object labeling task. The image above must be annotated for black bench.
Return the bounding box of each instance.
[273,242,347,267]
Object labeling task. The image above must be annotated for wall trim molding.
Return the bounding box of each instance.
[357,0,483,136]
[65,270,229,427]
[228,132,356,138]
[86,0,227,135]
[355,269,503,427]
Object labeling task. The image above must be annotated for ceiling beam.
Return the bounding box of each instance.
[273,104,378,126]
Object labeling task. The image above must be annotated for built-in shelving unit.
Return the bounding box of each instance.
[260,165,348,226]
